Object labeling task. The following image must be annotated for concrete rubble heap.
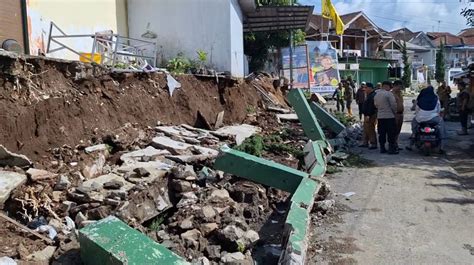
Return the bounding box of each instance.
[0,61,349,264]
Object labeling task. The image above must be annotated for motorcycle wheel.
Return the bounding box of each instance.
[423,142,431,156]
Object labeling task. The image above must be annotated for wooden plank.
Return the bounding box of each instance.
[0,212,54,245]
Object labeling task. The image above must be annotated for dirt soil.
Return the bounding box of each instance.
[0,54,264,161]
[0,219,48,259]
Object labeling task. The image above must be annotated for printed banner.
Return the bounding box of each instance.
[281,45,310,89]
[308,41,340,94]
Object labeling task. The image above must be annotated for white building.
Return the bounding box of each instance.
[127,0,312,77]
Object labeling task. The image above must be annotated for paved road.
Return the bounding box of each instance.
[310,97,474,265]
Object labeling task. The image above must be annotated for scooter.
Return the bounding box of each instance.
[414,122,441,156]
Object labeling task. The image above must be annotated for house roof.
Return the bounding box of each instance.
[463,36,474,46]
[427,32,464,46]
[306,11,383,37]
[243,5,314,33]
[389,28,419,42]
[458,28,474,38]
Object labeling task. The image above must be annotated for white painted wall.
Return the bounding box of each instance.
[128,0,245,77]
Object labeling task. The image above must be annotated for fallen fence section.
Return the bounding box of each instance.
[79,216,189,265]
[309,102,345,135]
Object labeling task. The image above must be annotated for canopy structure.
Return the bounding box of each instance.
[243,6,314,33]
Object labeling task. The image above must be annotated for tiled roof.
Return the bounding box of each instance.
[427,32,464,46]
[458,28,474,38]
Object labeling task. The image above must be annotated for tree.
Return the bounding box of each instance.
[401,41,411,88]
[435,41,446,83]
[244,0,305,72]
[461,7,474,26]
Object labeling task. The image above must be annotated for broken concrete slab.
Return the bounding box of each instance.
[192,145,219,157]
[276,113,299,123]
[166,154,210,164]
[267,106,291,114]
[214,124,261,145]
[120,146,170,164]
[0,171,27,209]
[82,173,134,192]
[26,168,57,181]
[26,246,57,262]
[85,144,108,154]
[0,145,31,167]
[151,136,193,155]
[117,161,171,184]
[215,111,225,129]
[214,146,308,193]
[81,153,106,179]
[156,126,199,138]
[79,216,189,265]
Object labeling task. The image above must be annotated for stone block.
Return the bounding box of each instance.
[0,171,27,209]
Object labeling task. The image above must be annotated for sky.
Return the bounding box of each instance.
[298,0,473,34]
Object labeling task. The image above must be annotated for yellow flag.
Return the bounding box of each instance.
[321,0,345,35]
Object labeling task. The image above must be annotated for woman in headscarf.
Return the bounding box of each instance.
[407,86,446,152]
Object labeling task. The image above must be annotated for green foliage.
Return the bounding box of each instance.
[435,42,445,83]
[246,105,256,114]
[401,41,411,88]
[167,53,191,74]
[196,49,208,64]
[234,132,304,163]
[235,135,264,156]
[333,112,356,126]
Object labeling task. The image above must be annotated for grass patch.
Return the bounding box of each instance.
[334,112,356,126]
[235,133,304,164]
[343,153,374,168]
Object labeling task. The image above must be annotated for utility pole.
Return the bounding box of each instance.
[438,20,441,32]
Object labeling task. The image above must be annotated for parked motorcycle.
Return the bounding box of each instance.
[414,122,441,156]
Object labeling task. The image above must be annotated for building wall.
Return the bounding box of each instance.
[127,0,244,77]
[0,0,24,52]
[26,0,128,59]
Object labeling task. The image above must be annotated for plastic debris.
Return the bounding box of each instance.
[167,74,181,96]
[36,225,57,240]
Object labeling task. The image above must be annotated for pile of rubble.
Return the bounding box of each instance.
[0,121,293,264]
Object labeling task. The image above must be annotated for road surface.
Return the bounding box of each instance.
[310,97,474,265]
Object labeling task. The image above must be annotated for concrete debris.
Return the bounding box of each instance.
[0,171,27,209]
[200,223,218,236]
[201,206,217,219]
[177,192,199,208]
[26,246,57,262]
[331,151,349,161]
[84,144,108,154]
[180,216,194,230]
[0,257,16,265]
[210,189,232,202]
[276,113,299,123]
[181,229,201,249]
[81,153,106,179]
[215,111,225,129]
[0,145,32,167]
[156,126,199,138]
[214,125,261,145]
[54,175,71,191]
[26,168,57,181]
[120,146,170,164]
[151,136,193,155]
[82,173,134,192]
[220,252,247,264]
[166,154,211,164]
[267,106,291,114]
[315,199,335,212]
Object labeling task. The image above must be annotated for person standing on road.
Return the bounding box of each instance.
[356,82,367,120]
[392,80,404,150]
[332,82,345,112]
[374,81,398,154]
[437,81,451,114]
[344,81,355,116]
[457,82,471,135]
[359,83,378,149]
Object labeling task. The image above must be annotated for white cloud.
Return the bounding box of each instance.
[300,0,470,34]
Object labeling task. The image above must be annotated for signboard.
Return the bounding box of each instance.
[281,45,310,89]
[281,41,340,94]
[307,41,340,94]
